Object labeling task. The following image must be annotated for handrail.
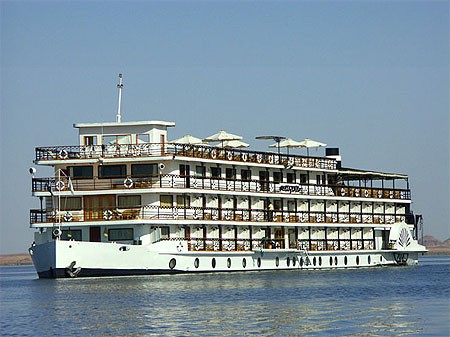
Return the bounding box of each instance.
[32,174,411,200]
[34,143,337,171]
[29,204,414,225]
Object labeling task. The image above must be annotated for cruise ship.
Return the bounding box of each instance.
[28,77,426,278]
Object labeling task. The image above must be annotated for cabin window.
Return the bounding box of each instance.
[160,226,170,239]
[131,164,158,178]
[211,167,221,179]
[62,229,82,241]
[196,166,206,177]
[300,174,308,184]
[287,172,296,183]
[108,228,133,241]
[118,195,141,208]
[176,195,191,207]
[84,136,96,146]
[98,165,127,178]
[316,175,321,185]
[273,172,283,183]
[226,168,236,180]
[160,195,173,207]
[61,197,82,211]
[137,134,149,143]
[241,169,252,181]
[273,199,282,211]
[68,166,93,179]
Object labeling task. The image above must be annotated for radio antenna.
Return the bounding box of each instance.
[116,73,123,123]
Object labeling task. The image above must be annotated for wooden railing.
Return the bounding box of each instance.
[29,205,414,225]
[34,143,337,171]
[32,174,411,200]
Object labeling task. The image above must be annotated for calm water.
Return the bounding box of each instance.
[0,256,449,337]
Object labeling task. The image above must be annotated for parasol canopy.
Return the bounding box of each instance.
[269,138,304,154]
[203,130,243,147]
[170,134,204,145]
[217,140,250,148]
[298,138,327,155]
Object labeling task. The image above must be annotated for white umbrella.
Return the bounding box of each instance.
[218,140,250,148]
[269,138,304,154]
[298,138,327,156]
[170,134,204,145]
[203,130,243,147]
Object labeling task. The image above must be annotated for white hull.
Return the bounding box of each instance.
[29,239,423,278]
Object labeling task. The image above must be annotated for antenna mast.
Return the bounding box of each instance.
[116,73,123,123]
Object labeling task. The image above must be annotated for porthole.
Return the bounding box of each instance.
[242,258,247,268]
[344,256,348,266]
[368,255,371,264]
[169,258,176,270]
[286,257,291,267]
[275,256,280,267]
[227,258,231,269]
[257,257,261,268]
[300,257,304,267]
[292,257,296,267]
[318,256,322,266]
[356,256,360,265]
[313,257,316,266]
[194,258,199,269]
[334,256,338,266]
[380,256,383,262]
[212,258,216,269]
[329,256,333,266]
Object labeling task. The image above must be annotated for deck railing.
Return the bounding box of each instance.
[30,205,414,225]
[32,174,411,200]
[34,143,337,171]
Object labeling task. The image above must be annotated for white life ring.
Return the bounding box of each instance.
[354,189,360,197]
[193,210,200,219]
[213,241,220,251]
[103,209,113,220]
[256,154,262,163]
[364,189,369,198]
[378,190,383,198]
[227,151,233,161]
[341,188,346,196]
[58,149,68,159]
[55,180,65,191]
[53,228,61,237]
[243,241,250,250]
[241,153,248,162]
[63,211,73,222]
[225,242,233,251]
[389,191,394,199]
[210,149,217,159]
[268,155,274,164]
[124,177,133,189]
[195,241,201,251]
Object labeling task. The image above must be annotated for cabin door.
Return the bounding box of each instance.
[180,164,190,188]
[84,195,116,221]
[90,226,101,242]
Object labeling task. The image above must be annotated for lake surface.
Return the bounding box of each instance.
[1,256,449,337]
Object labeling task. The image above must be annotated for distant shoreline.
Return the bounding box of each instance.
[1,249,449,266]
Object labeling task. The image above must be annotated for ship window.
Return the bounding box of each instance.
[68,166,93,179]
[273,171,283,183]
[61,197,82,211]
[131,164,158,178]
[108,228,133,241]
[273,200,282,211]
[160,226,170,239]
[118,195,141,208]
[84,136,96,146]
[196,166,206,177]
[62,229,82,241]
[211,167,221,179]
[99,165,127,178]
[160,195,173,207]
[226,168,236,180]
[137,134,149,143]
[287,173,296,183]
[316,175,321,185]
[300,174,308,184]
[241,169,252,181]
[176,195,191,207]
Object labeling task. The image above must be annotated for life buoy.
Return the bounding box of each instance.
[195,241,201,251]
[256,154,262,163]
[354,189,360,197]
[53,228,61,237]
[211,149,217,159]
[244,241,250,250]
[213,240,220,251]
[227,151,233,161]
[103,210,113,220]
[63,211,73,222]
[389,191,394,199]
[58,149,68,159]
[193,210,200,219]
[241,153,248,162]
[268,155,274,164]
[55,180,65,191]
[226,242,232,251]
[123,177,133,188]
[364,189,369,198]
[341,188,346,196]
[378,190,383,198]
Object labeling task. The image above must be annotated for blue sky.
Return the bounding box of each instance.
[1,1,448,254]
